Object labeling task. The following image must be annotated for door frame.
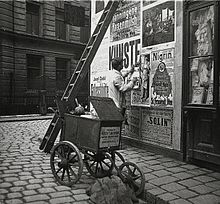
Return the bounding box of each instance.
[182,0,220,166]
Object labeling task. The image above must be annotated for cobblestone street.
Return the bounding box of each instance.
[0,119,94,204]
[1,118,220,204]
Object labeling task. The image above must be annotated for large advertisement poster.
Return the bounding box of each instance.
[142,108,173,147]
[91,0,110,97]
[125,106,141,139]
[110,1,140,42]
[150,47,174,107]
[142,1,175,47]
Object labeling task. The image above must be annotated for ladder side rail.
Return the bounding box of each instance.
[62,1,119,103]
[61,1,117,102]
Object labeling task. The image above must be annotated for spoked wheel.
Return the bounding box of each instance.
[50,141,83,186]
[118,162,145,196]
[84,151,114,178]
[111,151,125,171]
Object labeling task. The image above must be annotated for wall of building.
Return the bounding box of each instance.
[90,0,183,156]
[0,0,90,115]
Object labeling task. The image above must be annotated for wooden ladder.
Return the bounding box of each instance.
[39,0,120,153]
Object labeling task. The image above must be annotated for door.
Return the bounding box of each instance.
[183,1,220,166]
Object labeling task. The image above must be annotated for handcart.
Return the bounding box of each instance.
[49,96,145,196]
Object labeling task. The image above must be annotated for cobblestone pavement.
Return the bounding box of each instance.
[0,120,94,204]
[1,118,220,204]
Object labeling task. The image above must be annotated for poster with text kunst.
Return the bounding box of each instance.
[150,48,174,107]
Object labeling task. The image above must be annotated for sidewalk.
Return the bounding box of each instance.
[0,114,220,204]
[119,145,220,204]
[0,114,53,122]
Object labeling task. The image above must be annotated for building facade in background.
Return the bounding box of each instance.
[91,0,220,170]
[0,0,90,115]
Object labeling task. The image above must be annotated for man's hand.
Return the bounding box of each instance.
[132,77,138,83]
[130,65,135,74]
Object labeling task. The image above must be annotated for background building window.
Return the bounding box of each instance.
[26,3,40,35]
[27,55,43,90]
[56,9,66,40]
[56,58,69,90]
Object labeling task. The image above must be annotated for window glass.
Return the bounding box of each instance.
[26,3,40,35]
[190,5,214,57]
[56,9,66,40]
[56,58,68,90]
[190,57,213,104]
[189,5,214,105]
[27,55,42,90]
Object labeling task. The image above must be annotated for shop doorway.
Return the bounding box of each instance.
[183,1,220,169]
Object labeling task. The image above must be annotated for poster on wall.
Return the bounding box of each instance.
[142,1,175,47]
[110,1,140,42]
[150,47,174,107]
[91,71,109,97]
[131,53,151,106]
[125,106,141,139]
[142,108,173,147]
[143,0,157,7]
[109,37,141,70]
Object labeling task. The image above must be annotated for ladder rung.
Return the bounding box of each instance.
[51,123,56,126]
[93,32,99,37]
[87,46,92,49]
[70,83,74,86]
[98,21,104,25]
[81,58,86,61]
[63,97,68,100]
[104,9,109,13]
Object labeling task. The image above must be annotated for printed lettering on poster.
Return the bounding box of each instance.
[142,108,173,147]
[131,53,151,106]
[150,47,174,107]
[110,1,140,42]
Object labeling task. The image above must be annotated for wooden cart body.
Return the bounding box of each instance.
[63,96,124,152]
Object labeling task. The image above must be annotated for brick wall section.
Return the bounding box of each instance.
[14,51,27,101]
[13,1,26,34]
[44,56,56,91]
[43,2,55,39]
[0,1,13,31]
[0,41,14,99]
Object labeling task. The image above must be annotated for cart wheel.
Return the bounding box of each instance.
[50,141,83,186]
[111,151,125,171]
[118,162,145,196]
[84,151,114,178]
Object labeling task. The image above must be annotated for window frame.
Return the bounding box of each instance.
[26,55,44,90]
[56,58,70,90]
[26,2,40,35]
[183,1,219,109]
[55,8,66,40]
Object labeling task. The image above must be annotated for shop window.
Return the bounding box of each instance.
[188,5,214,105]
[56,58,69,90]
[56,9,66,40]
[26,2,40,35]
[27,55,43,90]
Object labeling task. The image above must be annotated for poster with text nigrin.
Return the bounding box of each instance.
[150,47,174,107]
